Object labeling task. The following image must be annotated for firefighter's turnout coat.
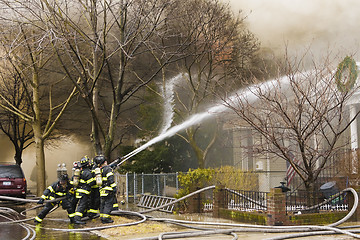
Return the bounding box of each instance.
[99,165,117,220]
[35,181,74,222]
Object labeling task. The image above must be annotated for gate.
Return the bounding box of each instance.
[115,172,179,203]
[137,194,176,213]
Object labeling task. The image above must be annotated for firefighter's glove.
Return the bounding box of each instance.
[37,198,45,205]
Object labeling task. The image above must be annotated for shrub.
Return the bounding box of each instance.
[176,166,258,199]
[175,168,214,198]
[211,166,258,191]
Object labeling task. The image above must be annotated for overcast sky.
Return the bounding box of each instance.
[226,0,360,60]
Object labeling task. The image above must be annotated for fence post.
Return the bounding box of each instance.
[163,174,166,196]
[267,188,288,226]
[125,172,129,203]
[176,172,179,193]
[141,173,144,195]
[133,173,137,202]
[348,177,360,222]
[157,175,160,196]
[187,187,204,213]
[213,185,225,218]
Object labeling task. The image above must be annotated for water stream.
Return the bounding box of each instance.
[120,74,292,164]
[159,73,182,134]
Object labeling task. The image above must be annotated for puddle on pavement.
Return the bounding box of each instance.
[0,201,247,240]
[0,202,106,240]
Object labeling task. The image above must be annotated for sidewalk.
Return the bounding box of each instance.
[97,207,357,240]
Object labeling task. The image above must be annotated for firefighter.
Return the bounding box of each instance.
[88,157,120,217]
[34,174,75,224]
[108,157,121,211]
[93,155,117,224]
[68,161,81,213]
[87,158,101,219]
[73,156,95,224]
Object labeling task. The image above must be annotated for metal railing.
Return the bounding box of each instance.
[225,189,268,212]
[285,190,349,214]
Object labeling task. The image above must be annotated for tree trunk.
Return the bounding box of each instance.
[33,126,46,195]
[91,88,102,155]
[104,103,116,160]
[32,70,46,195]
[187,127,205,169]
[103,3,125,160]
[90,1,103,155]
[304,181,317,210]
[14,149,22,166]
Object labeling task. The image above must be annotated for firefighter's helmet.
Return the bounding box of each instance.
[59,174,69,183]
[80,155,90,168]
[93,155,106,166]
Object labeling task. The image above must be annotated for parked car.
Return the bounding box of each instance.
[0,164,27,198]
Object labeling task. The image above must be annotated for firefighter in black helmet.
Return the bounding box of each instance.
[94,155,116,224]
[87,157,101,219]
[73,156,95,224]
[34,174,75,224]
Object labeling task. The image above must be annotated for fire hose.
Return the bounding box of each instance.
[0,187,359,240]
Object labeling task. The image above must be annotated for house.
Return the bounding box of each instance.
[221,61,360,193]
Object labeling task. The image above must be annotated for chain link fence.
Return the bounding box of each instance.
[115,171,289,203]
[115,172,179,203]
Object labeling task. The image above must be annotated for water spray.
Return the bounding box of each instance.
[159,73,183,135]
[115,73,294,168]
[3,70,355,239]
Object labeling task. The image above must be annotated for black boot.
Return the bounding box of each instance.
[88,213,99,219]
[101,218,114,224]
[34,219,42,224]
[73,216,86,225]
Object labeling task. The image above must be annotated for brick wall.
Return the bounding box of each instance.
[213,186,225,218]
[213,186,354,226]
[266,188,288,225]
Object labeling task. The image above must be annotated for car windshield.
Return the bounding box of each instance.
[0,165,23,178]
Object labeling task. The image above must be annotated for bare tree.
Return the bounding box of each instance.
[168,0,259,168]
[24,0,193,160]
[0,70,33,165]
[0,12,77,194]
[222,52,360,200]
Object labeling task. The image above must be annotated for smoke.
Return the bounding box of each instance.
[21,136,93,192]
[0,135,14,161]
[228,0,360,59]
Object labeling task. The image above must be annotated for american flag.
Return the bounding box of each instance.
[286,151,301,185]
